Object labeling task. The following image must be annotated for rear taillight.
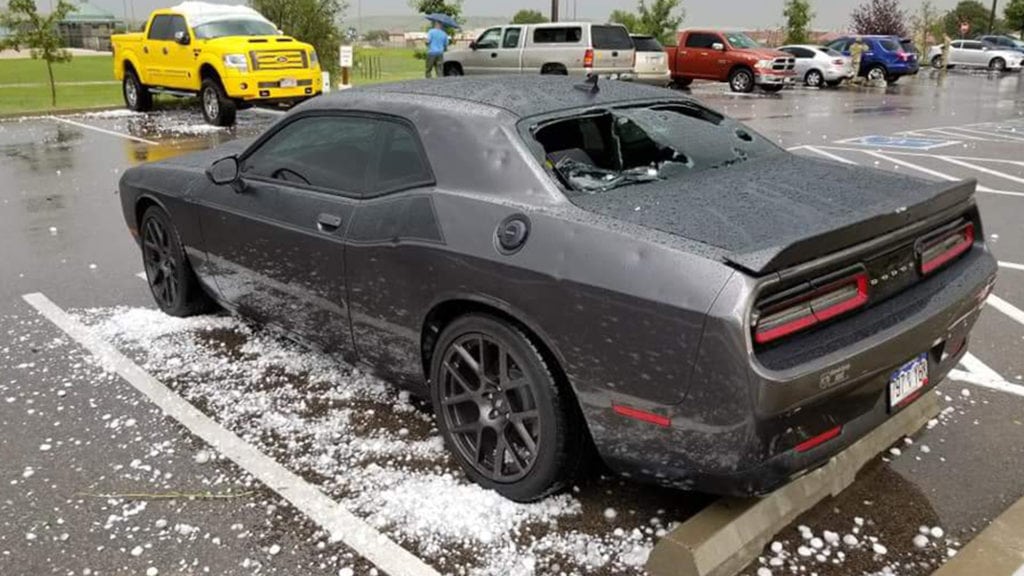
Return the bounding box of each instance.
[918,222,974,276]
[897,52,909,61]
[584,48,594,68]
[754,269,869,345]
[832,58,845,65]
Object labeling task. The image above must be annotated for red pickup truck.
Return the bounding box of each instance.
[665,29,796,93]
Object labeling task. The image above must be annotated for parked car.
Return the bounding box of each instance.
[665,29,796,93]
[927,40,1024,71]
[630,34,671,86]
[443,22,634,78]
[778,44,854,88]
[826,35,919,83]
[111,2,323,126]
[977,35,1024,54]
[119,76,997,502]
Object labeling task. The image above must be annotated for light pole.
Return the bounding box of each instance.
[551,0,559,22]
[988,0,998,34]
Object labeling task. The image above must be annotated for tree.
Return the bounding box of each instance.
[608,0,684,45]
[1004,0,1024,34]
[409,0,464,25]
[250,0,347,75]
[910,0,941,49]
[512,9,548,24]
[0,0,75,107]
[850,0,908,37]
[364,29,391,43]
[940,0,1003,37]
[783,0,814,45]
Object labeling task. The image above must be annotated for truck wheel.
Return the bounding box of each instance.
[729,68,754,93]
[443,62,463,76]
[670,77,693,89]
[200,78,237,127]
[760,84,784,93]
[123,69,153,112]
[540,64,568,75]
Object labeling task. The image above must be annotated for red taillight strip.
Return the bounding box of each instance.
[612,404,671,427]
[811,274,869,322]
[920,222,974,275]
[795,425,841,453]
[583,48,594,68]
[754,272,869,344]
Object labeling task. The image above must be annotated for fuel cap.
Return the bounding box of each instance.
[496,214,530,254]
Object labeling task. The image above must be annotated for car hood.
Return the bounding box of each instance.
[571,154,974,275]
[200,35,312,51]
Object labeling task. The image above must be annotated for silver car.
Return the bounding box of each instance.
[778,44,855,88]
[444,22,635,78]
[927,40,1024,71]
[630,34,670,86]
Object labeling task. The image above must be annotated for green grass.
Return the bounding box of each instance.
[0,54,114,85]
[350,47,427,85]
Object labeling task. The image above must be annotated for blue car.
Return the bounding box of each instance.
[826,35,920,83]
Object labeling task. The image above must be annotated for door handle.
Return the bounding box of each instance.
[143,46,149,54]
[491,52,498,58]
[612,51,619,57]
[317,213,343,232]
[162,47,168,55]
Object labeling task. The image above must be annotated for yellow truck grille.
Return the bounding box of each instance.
[250,50,308,71]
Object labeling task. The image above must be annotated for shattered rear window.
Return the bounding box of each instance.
[532,101,783,195]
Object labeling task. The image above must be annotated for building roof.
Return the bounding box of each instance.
[333,76,689,119]
[63,2,119,22]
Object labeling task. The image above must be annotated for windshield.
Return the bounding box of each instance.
[193,18,278,39]
[724,32,760,49]
[880,39,901,52]
[632,36,664,52]
[533,102,783,195]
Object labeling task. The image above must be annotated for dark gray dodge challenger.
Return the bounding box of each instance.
[119,76,997,502]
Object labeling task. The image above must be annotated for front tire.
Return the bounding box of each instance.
[990,57,1006,72]
[140,206,216,317]
[200,78,237,127]
[804,69,824,88]
[729,68,754,93]
[430,315,585,502]
[123,69,153,112]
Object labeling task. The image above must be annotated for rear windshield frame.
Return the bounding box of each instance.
[631,35,664,52]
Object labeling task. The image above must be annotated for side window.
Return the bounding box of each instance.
[242,116,379,194]
[476,27,502,50]
[168,15,188,40]
[533,27,583,44]
[375,122,433,194]
[951,41,962,49]
[963,41,981,51]
[685,33,721,49]
[147,15,171,40]
[796,47,815,58]
[503,27,522,49]
[828,39,850,52]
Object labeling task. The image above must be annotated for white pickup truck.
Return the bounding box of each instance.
[443,22,635,78]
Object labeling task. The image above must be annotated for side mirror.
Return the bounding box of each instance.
[174,30,190,45]
[469,40,477,50]
[207,156,240,186]
[711,42,725,51]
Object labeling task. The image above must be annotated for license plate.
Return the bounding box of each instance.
[280,78,297,88]
[889,354,929,409]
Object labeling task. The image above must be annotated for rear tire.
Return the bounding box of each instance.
[865,64,887,82]
[804,69,824,87]
[728,68,755,93]
[123,68,153,112]
[540,64,568,75]
[200,78,237,127]
[430,314,586,502]
[670,76,693,88]
[443,62,463,76]
[140,206,216,317]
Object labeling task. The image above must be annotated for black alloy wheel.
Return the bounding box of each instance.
[140,206,215,317]
[431,315,585,501]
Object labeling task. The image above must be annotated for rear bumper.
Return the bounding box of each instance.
[221,69,324,102]
[587,248,997,496]
[824,67,855,81]
[632,69,672,85]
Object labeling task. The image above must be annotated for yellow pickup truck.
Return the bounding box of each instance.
[111,1,322,126]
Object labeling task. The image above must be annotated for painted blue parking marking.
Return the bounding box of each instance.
[837,135,960,150]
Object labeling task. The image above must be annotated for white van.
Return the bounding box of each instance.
[444,22,635,78]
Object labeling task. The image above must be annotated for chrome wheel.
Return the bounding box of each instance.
[142,216,180,309]
[203,86,220,121]
[439,333,541,483]
[730,70,753,92]
[124,76,138,107]
[867,66,886,82]
[806,69,823,87]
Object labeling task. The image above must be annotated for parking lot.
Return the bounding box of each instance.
[2,68,1023,576]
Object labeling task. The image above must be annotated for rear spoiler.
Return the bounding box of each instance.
[724,178,977,275]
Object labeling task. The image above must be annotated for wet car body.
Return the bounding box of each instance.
[118,77,997,496]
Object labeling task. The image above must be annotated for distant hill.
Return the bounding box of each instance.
[349,14,512,33]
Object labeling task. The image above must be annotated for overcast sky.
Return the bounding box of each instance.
[88,0,967,30]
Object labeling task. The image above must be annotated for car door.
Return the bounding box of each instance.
[344,118,441,386]
[682,32,724,79]
[493,26,524,73]
[965,41,988,66]
[465,27,503,74]
[142,14,172,85]
[195,113,379,362]
[163,14,193,89]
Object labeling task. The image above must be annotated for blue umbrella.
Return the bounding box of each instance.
[425,13,460,29]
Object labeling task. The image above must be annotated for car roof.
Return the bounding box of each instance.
[323,76,690,119]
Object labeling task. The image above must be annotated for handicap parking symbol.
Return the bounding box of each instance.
[840,135,959,150]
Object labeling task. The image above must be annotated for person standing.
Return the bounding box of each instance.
[849,36,866,85]
[425,20,449,78]
[941,33,952,69]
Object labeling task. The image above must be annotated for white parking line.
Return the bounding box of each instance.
[942,126,1024,142]
[939,156,1024,186]
[950,353,1024,398]
[49,116,159,146]
[999,261,1024,272]
[801,145,859,165]
[815,146,1024,166]
[861,150,959,181]
[21,292,441,576]
[988,294,1024,328]
[909,128,992,141]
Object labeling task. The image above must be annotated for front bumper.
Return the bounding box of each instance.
[587,248,997,496]
[755,72,796,86]
[221,69,324,102]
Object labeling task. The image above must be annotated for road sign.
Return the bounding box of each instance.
[840,135,960,150]
[340,45,354,68]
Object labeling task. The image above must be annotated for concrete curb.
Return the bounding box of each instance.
[932,495,1024,576]
[646,393,942,576]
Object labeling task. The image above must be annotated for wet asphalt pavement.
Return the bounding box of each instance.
[2,68,1024,576]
